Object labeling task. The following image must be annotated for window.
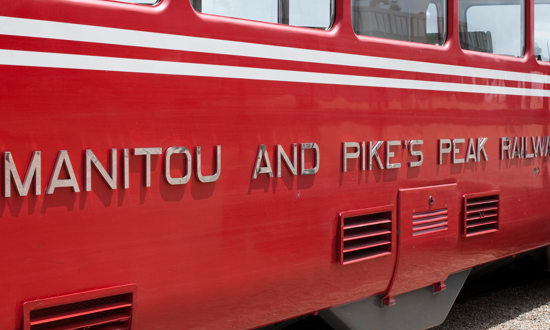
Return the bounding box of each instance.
[535,0,550,61]
[289,0,332,29]
[459,0,524,57]
[190,0,334,29]
[352,0,447,45]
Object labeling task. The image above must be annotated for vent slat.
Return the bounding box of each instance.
[343,239,391,253]
[30,302,132,326]
[413,220,448,232]
[467,214,498,222]
[465,228,499,237]
[344,229,391,241]
[466,198,499,206]
[466,219,498,229]
[343,218,391,229]
[46,313,130,330]
[466,206,498,214]
[413,226,448,236]
[412,215,448,225]
[342,250,392,265]
[464,193,499,237]
[467,211,498,221]
[411,209,448,220]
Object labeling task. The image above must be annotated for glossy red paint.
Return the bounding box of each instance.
[0,0,549,329]
[389,183,460,296]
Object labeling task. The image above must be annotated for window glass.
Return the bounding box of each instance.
[535,1,550,61]
[352,0,447,45]
[200,0,278,23]
[191,0,334,29]
[459,0,524,57]
[289,0,332,29]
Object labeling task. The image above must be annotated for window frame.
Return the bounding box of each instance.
[350,0,449,47]
[189,0,336,31]
[458,0,526,58]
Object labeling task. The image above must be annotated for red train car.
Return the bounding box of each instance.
[0,0,549,329]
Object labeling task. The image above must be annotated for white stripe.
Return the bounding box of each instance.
[0,16,549,86]
[1,49,548,97]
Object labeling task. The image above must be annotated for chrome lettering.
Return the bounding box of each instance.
[165,146,192,185]
[196,145,221,183]
[501,137,511,160]
[85,149,117,191]
[4,151,41,197]
[465,138,477,163]
[301,143,319,175]
[277,144,298,177]
[511,137,521,159]
[477,137,488,161]
[452,138,465,164]
[385,140,401,169]
[343,142,360,172]
[252,144,273,179]
[123,148,130,189]
[439,139,452,164]
[134,147,162,187]
[46,150,80,194]
[408,140,423,167]
[369,141,384,170]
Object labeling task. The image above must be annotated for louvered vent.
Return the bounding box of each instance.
[24,286,134,330]
[412,208,448,236]
[464,193,499,237]
[340,209,392,265]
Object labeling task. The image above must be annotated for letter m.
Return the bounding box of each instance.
[4,151,41,197]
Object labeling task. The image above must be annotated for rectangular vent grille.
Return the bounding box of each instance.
[26,292,133,330]
[412,208,448,236]
[464,193,499,237]
[340,210,392,265]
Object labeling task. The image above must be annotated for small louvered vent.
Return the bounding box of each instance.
[24,289,134,330]
[464,193,499,237]
[412,208,448,236]
[340,209,392,265]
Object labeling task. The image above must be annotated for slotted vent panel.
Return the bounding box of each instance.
[464,193,499,237]
[412,208,448,236]
[340,210,392,265]
[27,293,132,330]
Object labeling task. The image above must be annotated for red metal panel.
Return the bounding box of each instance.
[388,184,460,296]
[0,0,548,328]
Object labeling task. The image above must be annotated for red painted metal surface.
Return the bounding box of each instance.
[0,0,549,329]
[390,183,459,296]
